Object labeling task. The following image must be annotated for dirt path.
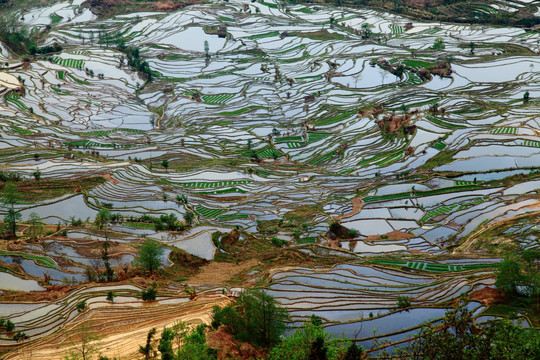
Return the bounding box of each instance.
[335,196,364,221]
[4,296,230,360]
[188,259,260,285]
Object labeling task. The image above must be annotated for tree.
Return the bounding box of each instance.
[407,308,540,359]
[523,91,530,103]
[94,209,111,231]
[495,254,522,296]
[101,242,114,282]
[161,159,169,172]
[268,316,350,360]
[212,289,288,347]
[2,183,21,238]
[65,323,100,360]
[27,212,43,241]
[469,41,475,54]
[360,23,372,38]
[158,327,175,360]
[139,328,157,360]
[432,37,445,50]
[204,40,210,59]
[106,291,116,303]
[183,211,194,226]
[132,239,163,274]
[32,170,41,181]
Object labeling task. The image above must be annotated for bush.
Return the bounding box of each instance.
[397,296,412,309]
[141,284,157,301]
[76,300,87,313]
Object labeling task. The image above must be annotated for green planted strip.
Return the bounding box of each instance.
[64,140,115,148]
[182,180,250,188]
[259,0,278,8]
[198,187,247,195]
[315,111,356,126]
[247,31,280,40]
[373,259,497,272]
[307,132,331,143]
[0,251,58,269]
[405,71,423,85]
[57,70,65,80]
[295,7,315,13]
[425,115,466,129]
[295,74,323,82]
[219,105,268,116]
[51,86,71,95]
[363,184,483,203]
[258,148,283,158]
[218,16,236,22]
[10,126,32,135]
[523,140,540,148]
[297,237,316,244]
[196,206,227,218]
[389,24,403,34]
[490,127,517,135]
[402,59,435,68]
[375,151,403,166]
[67,73,90,85]
[274,136,304,144]
[53,57,84,69]
[431,141,447,150]
[6,93,28,110]
[202,93,235,104]
[309,150,336,165]
[49,13,63,24]
[218,213,249,221]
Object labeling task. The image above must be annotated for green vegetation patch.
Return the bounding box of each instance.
[315,110,356,126]
[49,13,63,24]
[10,126,33,135]
[67,73,90,85]
[373,259,497,272]
[363,184,483,204]
[6,93,28,110]
[218,213,250,221]
[51,86,71,95]
[0,251,58,269]
[199,187,247,195]
[257,147,283,158]
[52,57,84,69]
[219,105,268,116]
[196,206,227,218]
[247,31,280,40]
[431,141,447,151]
[182,180,250,188]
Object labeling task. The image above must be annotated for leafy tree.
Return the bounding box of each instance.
[158,327,175,360]
[360,23,372,38]
[141,284,157,301]
[65,323,100,360]
[407,308,540,359]
[133,239,163,274]
[183,211,194,226]
[212,289,288,347]
[27,212,43,241]
[94,209,111,231]
[397,296,412,309]
[139,327,157,360]
[106,291,116,303]
[101,242,114,282]
[268,316,350,360]
[2,182,21,238]
[161,159,169,171]
[432,37,445,50]
[495,254,523,296]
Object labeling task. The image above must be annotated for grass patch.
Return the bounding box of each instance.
[219,105,268,116]
[0,251,58,269]
[0,176,106,202]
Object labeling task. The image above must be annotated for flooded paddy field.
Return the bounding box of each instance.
[0,0,538,356]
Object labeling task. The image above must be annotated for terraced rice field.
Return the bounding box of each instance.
[0,0,539,355]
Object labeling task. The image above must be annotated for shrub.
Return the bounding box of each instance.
[141,284,157,301]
